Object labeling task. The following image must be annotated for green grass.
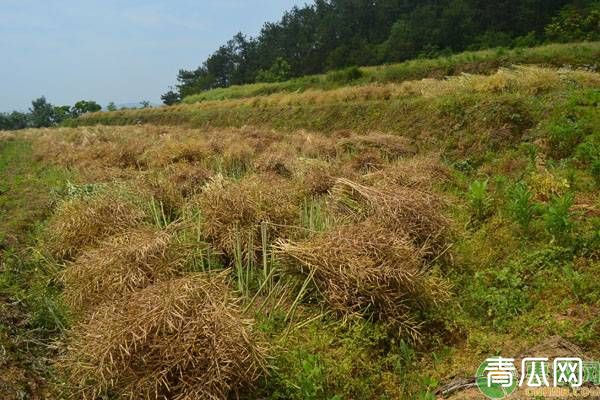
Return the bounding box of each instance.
[181,42,600,104]
[0,139,72,398]
[0,141,70,245]
[251,313,437,400]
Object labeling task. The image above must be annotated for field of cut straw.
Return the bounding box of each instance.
[1,58,599,399]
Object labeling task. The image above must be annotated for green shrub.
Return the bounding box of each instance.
[592,160,600,186]
[575,134,600,185]
[562,262,600,305]
[574,318,600,347]
[544,4,600,43]
[575,135,599,161]
[547,118,584,159]
[519,142,538,164]
[548,89,599,159]
[256,57,292,83]
[326,66,364,84]
[467,263,531,329]
[507,182,536,231]
[543,193,574,242]
[467,179,492,223]
[512,32,539,48]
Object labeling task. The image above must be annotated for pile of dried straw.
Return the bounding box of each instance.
[194,174,301,258]
[331,178,450,253]
[44,192,146,259]
[62,272,266,400]
[61,227,186,314]
[365,154,453,189]
[277,222,448,340]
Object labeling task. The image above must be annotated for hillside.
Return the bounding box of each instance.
[1,42,599,399]
[78,42,600,132]
[181,42,600,104]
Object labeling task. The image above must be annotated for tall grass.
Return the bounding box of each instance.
[300,197,331,232]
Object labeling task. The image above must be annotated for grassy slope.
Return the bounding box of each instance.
[180,42,600,104]
[74,65,598,168]
[74,43,600,147]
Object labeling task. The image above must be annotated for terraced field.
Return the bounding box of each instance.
[1,48,599,399]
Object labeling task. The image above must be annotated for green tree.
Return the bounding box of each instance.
[107,102,117,112]
[380,19,419,62]
[256,57,292,82]
[545,3,600,42]
[0,111,29,130]
[71,100,102,118]
[29,97,56,128]
[161,90,180,106]
[53,105,72,124]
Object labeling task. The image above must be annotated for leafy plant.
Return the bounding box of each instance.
[266,351,328,400]
[519,142,538,164]
[468,263,531,329]
[297,353,327,399]
[544,4,600,42]
[543,193,574,243]
[467,179,492,223]
[547,118,585,159]
[507,182,536,231]
[256,57,292,83]
[592,160,600,187]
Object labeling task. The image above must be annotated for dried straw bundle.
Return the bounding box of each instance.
[62,273,266,400]
[44,192,146,259]
[349,148,386,172]
[32,127,151,170]
[365,154,453,189]
[132,162,212,217]
[338,133,416,160]
[287,131,338,160]
[276,222,447,341]
[165,162,212,198]
[253,143,297,178]
[294,160,338,196]
[141,138,211,168]
[194,174,300,258]
[61,227,186,315]
[331,178,450,253]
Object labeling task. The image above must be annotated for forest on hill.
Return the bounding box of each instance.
[166,0,600,102]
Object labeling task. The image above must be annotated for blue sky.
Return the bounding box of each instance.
[0,0,306,112]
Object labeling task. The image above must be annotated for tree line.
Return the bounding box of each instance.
[0,97,102,131]
[0,98,157,131]
[164,0,599,103]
